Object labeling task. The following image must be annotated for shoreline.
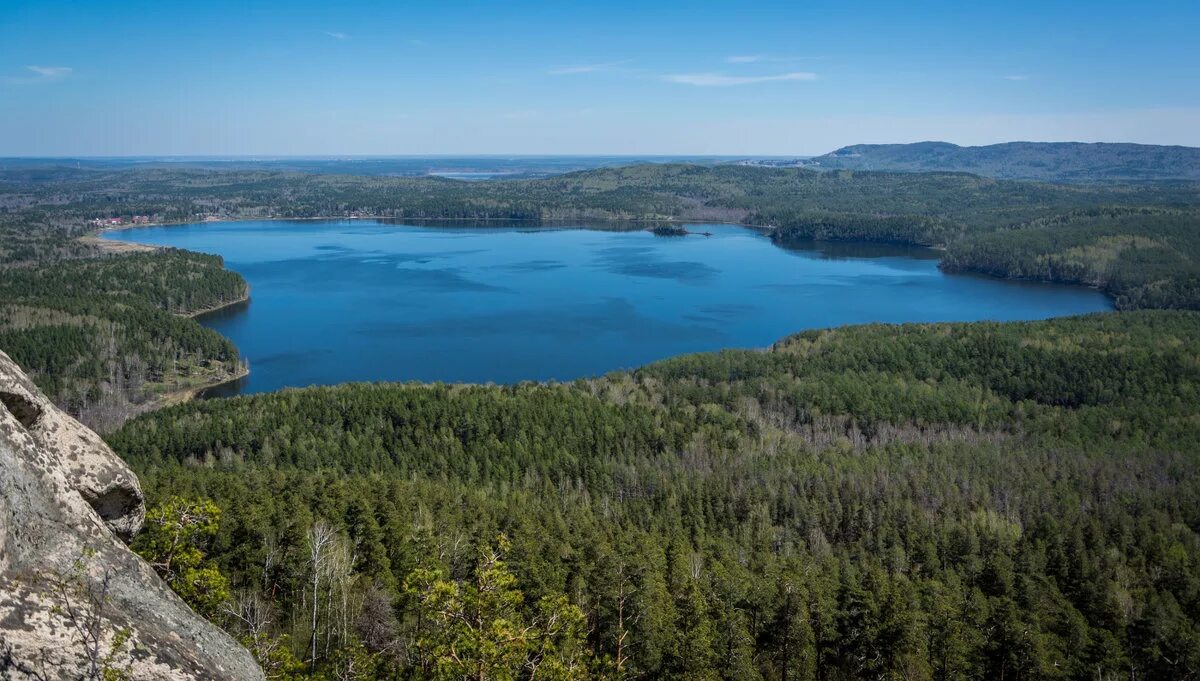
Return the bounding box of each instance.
[130,364,250,418]
[92,213,702,236]
[94,213,1118,306]
[185,292,250,319]
[88,215,1116,419]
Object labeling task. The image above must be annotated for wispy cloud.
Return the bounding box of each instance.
[725,55,765,64]
[1004,74,1030,81]
[548,60,630,75]
[324,31,348,40]
[725,54,824,64]
[664,71,817,86]
[27,65,72,79]
[5,65,73,85]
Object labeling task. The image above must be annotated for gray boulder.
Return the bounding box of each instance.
[0,350,263,680]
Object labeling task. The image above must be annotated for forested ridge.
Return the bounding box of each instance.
[810,142,1200,182]
[941,207,1200,310]
[0,210,248,430]
[109,311,1200,680]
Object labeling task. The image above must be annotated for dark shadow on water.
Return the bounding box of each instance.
[375,217,650,233]
[491,259,568,273]
[774,237,942,261]
[193,298,250,323]
[592,245,719,283]
[358,297,729,344]
[197,375,249,400]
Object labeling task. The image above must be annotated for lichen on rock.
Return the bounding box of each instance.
[0,350,263,680]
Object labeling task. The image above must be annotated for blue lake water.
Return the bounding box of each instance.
[105,220,1113,395]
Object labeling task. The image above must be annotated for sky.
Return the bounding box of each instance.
[2,0,1198,156]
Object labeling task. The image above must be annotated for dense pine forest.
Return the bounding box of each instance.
[0,212,247,430]
[940,208,1200,310]
[1,162,1199,678]
[109,311,1200,679]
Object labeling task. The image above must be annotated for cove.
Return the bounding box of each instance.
[104,220,1113,395]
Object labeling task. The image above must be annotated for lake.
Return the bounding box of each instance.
[105,220,1113,395]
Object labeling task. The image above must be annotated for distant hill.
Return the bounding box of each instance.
[810,141,1200,182]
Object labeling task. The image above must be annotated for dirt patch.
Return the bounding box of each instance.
[77,235,159,255]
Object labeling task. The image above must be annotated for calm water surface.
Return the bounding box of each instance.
[106,220,1113,395]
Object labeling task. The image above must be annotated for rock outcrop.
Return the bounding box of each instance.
[0,350,263,680]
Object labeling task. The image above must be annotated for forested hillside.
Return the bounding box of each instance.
[7,162,1198,227]
[812,141,1200,182]
[109,311,1200,680]
[942,208,1200,310]
[0,215,247,431]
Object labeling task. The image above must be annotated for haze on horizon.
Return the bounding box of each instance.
[2,0,1198,157]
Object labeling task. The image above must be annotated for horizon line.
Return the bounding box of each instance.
[3,140,1198,160]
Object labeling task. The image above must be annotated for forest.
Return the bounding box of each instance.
[1,163,1199,678]
[941,207,1200,310]
[107,311,1200,680]
[0,210,247,430]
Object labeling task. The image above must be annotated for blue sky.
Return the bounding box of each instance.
[2,0,1198,155]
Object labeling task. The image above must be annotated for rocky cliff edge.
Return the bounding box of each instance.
[0,350,263,680]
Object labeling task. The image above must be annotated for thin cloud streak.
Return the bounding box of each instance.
[27,65,72,78]
[548,60,630,75]
[324,31,348,40]
[725,54,825,64]
[4,65,73,85]
[1004,74,1030,81]
[664,71,817,86]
